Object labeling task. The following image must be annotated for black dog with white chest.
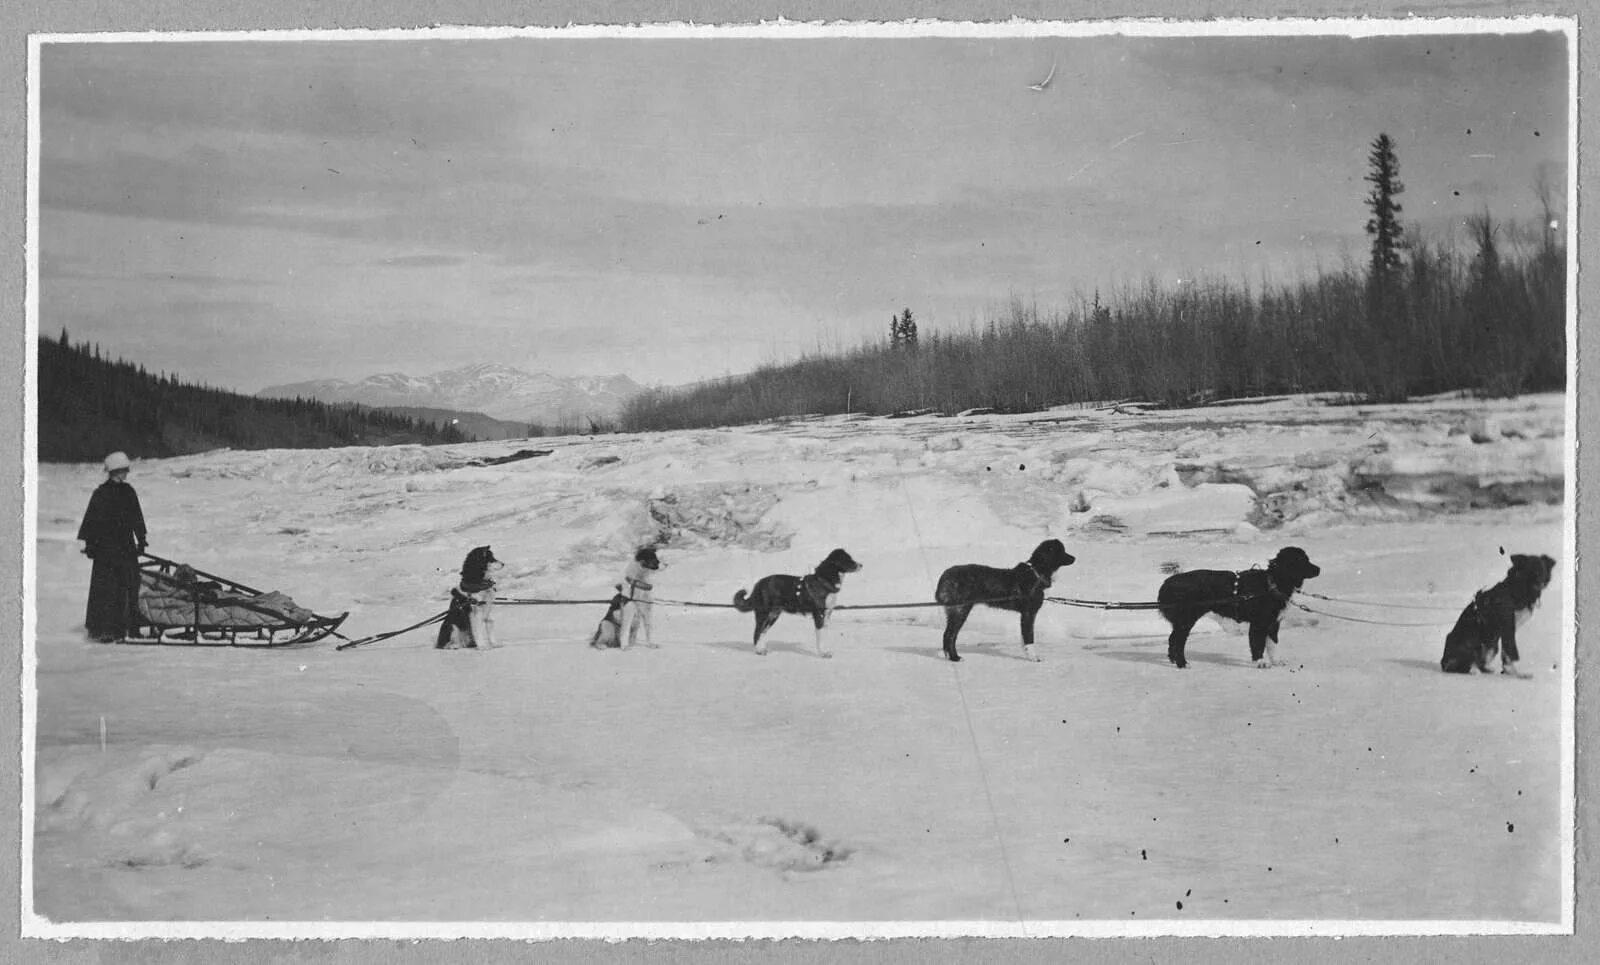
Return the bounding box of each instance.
[588,590,630,649]
[732,548,862,658]
[1157,546,1321,669]
[1440,553,1556,677]
[436,545,502,650]
[934,538,1076,662]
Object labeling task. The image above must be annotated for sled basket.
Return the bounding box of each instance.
[125,553,348,648]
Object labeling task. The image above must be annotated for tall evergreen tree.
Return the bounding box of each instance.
[890,307,918,348]
[1364,133,1406,285]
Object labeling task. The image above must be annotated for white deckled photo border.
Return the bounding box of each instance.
[14,11,1584,948]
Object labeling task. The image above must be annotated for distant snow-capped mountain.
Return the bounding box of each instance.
[257,363,643,425]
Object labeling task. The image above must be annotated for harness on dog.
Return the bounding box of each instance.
[1464,587,1523,627]
[795,573,841,610]
[624,576,653,598]
[453,575,495,607]
[1247,567,1291,602]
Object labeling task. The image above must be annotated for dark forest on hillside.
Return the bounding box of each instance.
[37,333,473,463]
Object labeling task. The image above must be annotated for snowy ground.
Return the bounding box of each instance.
[26,392,1570,936]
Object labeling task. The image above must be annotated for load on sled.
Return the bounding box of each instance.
[127,553,348,647]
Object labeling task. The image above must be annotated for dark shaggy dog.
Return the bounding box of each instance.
[934,539,1076,662]
[436,545,503,650]
[1440,553,1556,677]
[1157,546,1321,669]
[731,548,862,658]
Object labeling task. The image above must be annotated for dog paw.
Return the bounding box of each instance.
[819,651,833,659]
[946,653,962,662]
[1253,659,1273,669]
[1023,647,1040,662]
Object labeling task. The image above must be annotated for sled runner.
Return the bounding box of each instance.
[125,553,348,647]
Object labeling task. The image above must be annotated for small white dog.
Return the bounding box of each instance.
[620,547,663,649]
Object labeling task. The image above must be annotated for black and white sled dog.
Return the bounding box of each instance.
[1440,553,1556,677]
[732,548,862,658]
[436,545,503,650]
[934,538,1077,662]
[1156,546,1321,669]
[589,590,630,650]
[590,547,663,649]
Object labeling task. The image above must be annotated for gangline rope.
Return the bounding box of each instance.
[338,587,1458,649]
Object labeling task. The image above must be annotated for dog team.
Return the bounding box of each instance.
[433,539,1557,676]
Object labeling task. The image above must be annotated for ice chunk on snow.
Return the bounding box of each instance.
[1070,483,1257,536]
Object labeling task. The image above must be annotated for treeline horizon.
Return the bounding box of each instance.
[37,332,475,463]
[619,219,1566,432]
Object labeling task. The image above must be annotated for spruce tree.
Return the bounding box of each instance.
[1364,133,1406,284]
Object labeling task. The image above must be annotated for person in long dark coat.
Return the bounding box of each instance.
[76,451,148,642]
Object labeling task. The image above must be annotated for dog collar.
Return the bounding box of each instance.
[810,573,841,595]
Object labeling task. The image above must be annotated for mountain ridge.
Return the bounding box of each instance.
[258,362,643,424]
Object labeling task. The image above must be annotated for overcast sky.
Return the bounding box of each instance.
[35,24,1569,393]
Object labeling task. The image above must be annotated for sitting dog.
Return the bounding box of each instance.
[436,545,503,650]
[589,547,664,650]
[589,587,630,649]
[934,539,1076,662]
[732,548,862,658]
[1157,546,1321,669]
[620,546,663,648]
[1440,553,1556,677]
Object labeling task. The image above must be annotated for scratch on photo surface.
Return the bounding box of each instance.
[1063,132,1144,183]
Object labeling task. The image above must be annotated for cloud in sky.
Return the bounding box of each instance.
[36,27,1569,393]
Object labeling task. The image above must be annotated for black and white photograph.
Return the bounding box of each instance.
[20,14,1576,941]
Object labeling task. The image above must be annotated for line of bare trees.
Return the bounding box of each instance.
[621,137,1564,432]
[621,217,1563,431]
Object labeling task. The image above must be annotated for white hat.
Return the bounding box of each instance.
[104,451,131,472]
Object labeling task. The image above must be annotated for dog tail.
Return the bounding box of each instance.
[732,589,753,612]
